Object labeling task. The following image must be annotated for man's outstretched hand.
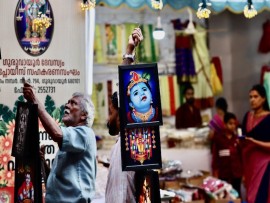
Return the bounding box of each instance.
[128,27,144,49]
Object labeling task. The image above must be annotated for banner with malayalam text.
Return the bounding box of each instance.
[0,0,86,201]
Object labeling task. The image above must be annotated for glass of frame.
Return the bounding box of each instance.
[121,126,162,171]
[12,102,39,158]
[118,63,163,129]
[135,170,161,203]
[14,158,42,203]
[12,102,31,158]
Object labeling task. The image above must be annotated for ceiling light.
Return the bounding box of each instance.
[81,0,96,11]
[151,0,163,10]
[196,0,211,19]
[153,16,165,40]
[244,0,257,19]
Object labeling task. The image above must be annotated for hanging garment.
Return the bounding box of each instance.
[105,24,119,64]
[263,72,270,108]
[211,56,223,85]
[159,75,181,116]
[92,81,109,125]
[192,24,214,109]
[260,65,270,84]
[159,75,171,116]
[260,66,270,107]
[258,20,270,54]
[210,62,223,96]
[172,19,197,83]
[94,24,107,64]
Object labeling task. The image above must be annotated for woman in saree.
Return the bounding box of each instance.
[242,84,270,203]
[209,97,228,139]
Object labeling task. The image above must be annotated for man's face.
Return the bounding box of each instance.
[62,96,85,127]
[107,103,120,135]
[185,88,194,104]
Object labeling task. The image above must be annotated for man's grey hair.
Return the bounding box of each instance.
[72,92,95,127]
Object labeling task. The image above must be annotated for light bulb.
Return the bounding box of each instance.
[153,16,165,40]
[153,28,165,40]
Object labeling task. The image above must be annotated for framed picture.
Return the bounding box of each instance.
[118,63,163,128]
[121,126,162,171]
[135,170,161,203]
[14,157,42,203]
[12,102,38,158]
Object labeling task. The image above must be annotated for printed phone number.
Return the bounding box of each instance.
[38,86,56,93]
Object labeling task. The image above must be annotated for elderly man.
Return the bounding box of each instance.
[23,86,96,202]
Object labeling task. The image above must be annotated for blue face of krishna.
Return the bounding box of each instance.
[129,82,152,113]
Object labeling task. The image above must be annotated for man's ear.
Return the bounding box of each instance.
[80,112,87,122]
[129,102,134,109]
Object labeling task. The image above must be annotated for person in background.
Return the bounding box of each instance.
[175,83,202,129]
[208,97,228,139]
[241,84,270,203]
[212,112,242,197]
[105,28,143,203]
[23,87,96,202]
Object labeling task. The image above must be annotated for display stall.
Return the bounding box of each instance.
[1,0,270,202]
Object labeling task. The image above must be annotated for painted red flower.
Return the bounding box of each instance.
[0,153,11,166]
[0,135,13,152]
[3,169,15,187]
[6,120,15,136]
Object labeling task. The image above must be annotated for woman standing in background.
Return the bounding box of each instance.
[242,84,270,203]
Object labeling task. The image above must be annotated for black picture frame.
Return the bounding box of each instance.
[14,157,42,203]
[121,126,162,171]
[135,170,161,203]
[118,63,163,129]
[12,102,38,158]
[11,102,42,203]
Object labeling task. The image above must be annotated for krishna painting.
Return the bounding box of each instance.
[118,63,163,128]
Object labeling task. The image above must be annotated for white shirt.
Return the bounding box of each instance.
[105,137,136,203]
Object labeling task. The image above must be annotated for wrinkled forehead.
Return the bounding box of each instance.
[69,96,82,103]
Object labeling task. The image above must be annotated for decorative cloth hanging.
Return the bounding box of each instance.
[172,19,197,83]
[159,75,181,116]
[211,57,223,85]
[192,24,214,109]
[94,23,159,64]
[258,20,270,54]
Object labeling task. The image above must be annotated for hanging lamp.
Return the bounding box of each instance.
[244,0,257,19]
[196,0,211,19]
[153,15,165,40]
[81,0,96,11]
[151,0,163,10]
